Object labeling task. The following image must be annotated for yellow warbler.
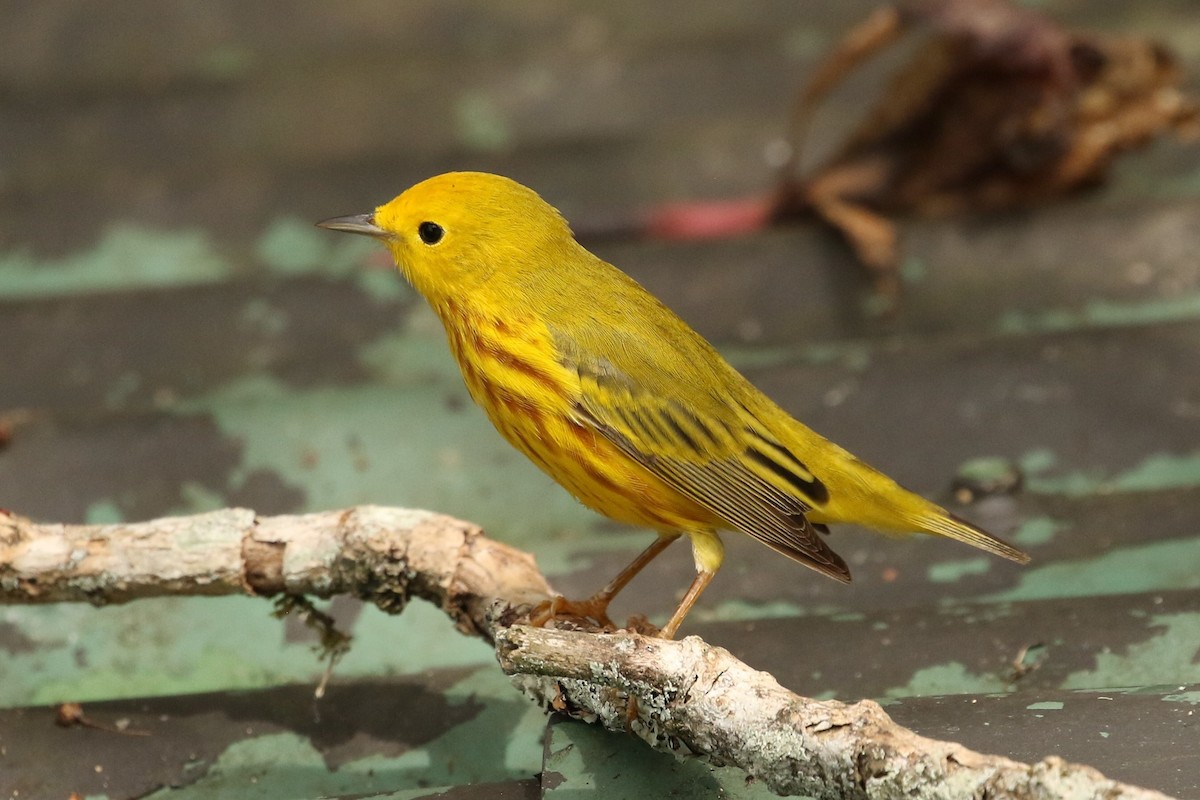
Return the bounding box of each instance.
[318,172,1028,638]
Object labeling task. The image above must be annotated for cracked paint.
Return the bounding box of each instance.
[0,225,232,298]
[981,539,1200,603]
[542,717,779,798]
[882,662,1007,700]
[1022,449,1200,496]
[997,291,1200,336]
[255,215,407,302]
[1012,516,1067,547]
[0,598,493,707]
[1061,613,1200,690]
[927,557,992,583]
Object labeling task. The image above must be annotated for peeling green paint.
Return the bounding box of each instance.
[692,599,829,624]
[997,291,1200,335]
[0,225,232,298]
[1025,700,1064,710]
[140,666,545,800]
[1018,448,1057,474]
[984,534,1200,604]
[955,456,1019,487]
[5,8,1199,798]
[173,373,607,570]
[140,732,350,799]
[1101,452,1200,493]
[356,308,460,384]
[172,367,576,542]
[1026,471,1106,496]
[0,599,493,708]
[257,216,369,275]
[1163,690,1200,705]
[84,500,125,525]
[3,298,801,707]
[170,482,231,516]
[256,215,408,302]
[981,539,1200,603]
[882,662,1006,699]
[0,218,412,302]
[410,666,546,784]
[1061,613,1200,690]
[927,557,991,583]
[543,717,782,798]
[799,341,873,371]
[1012,516,1066,547]
[455,92,512,152]
[1022,449,1200,496]
[937,601,1015,624]
[169,307,640,579]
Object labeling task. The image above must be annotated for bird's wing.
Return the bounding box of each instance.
[563,346,851,583]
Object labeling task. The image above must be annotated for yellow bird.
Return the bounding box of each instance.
[318,172,1028,638]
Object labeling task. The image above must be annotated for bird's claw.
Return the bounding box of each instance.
[529,594,617,631]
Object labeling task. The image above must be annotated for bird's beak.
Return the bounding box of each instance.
[315,213,387,237]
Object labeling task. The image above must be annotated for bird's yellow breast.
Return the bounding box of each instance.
[439,300,719,534]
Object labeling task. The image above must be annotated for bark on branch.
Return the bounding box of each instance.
[0,506,549,640]
[0,507,1174,799]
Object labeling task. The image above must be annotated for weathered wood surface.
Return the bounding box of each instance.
[0,1,1197,797]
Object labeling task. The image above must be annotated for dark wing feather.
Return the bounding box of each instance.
[570,363,851,583]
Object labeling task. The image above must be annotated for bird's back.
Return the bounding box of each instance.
[516,248,1028,566]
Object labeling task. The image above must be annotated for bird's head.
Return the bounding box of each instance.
[317,172,576,307]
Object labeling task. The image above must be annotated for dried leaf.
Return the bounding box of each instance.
[777,0,1199,296]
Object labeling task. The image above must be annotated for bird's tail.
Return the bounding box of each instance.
[917,510,1030,564]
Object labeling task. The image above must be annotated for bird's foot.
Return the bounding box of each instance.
[528,594,616,631]
[621,613,661,637]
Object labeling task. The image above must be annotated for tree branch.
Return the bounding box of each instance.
[0,506,550,641]
[0,507,1175,799]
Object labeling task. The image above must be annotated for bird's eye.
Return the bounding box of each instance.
[418,221,444,245]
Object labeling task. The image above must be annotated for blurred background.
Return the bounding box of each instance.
[1,1,1198,797]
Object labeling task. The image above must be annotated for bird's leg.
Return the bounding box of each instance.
[529,533,680,629]
[594,533,681,607]
[654,529,723,638]
[657,569,716,639]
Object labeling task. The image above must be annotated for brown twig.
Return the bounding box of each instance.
[0,508,1176,799]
